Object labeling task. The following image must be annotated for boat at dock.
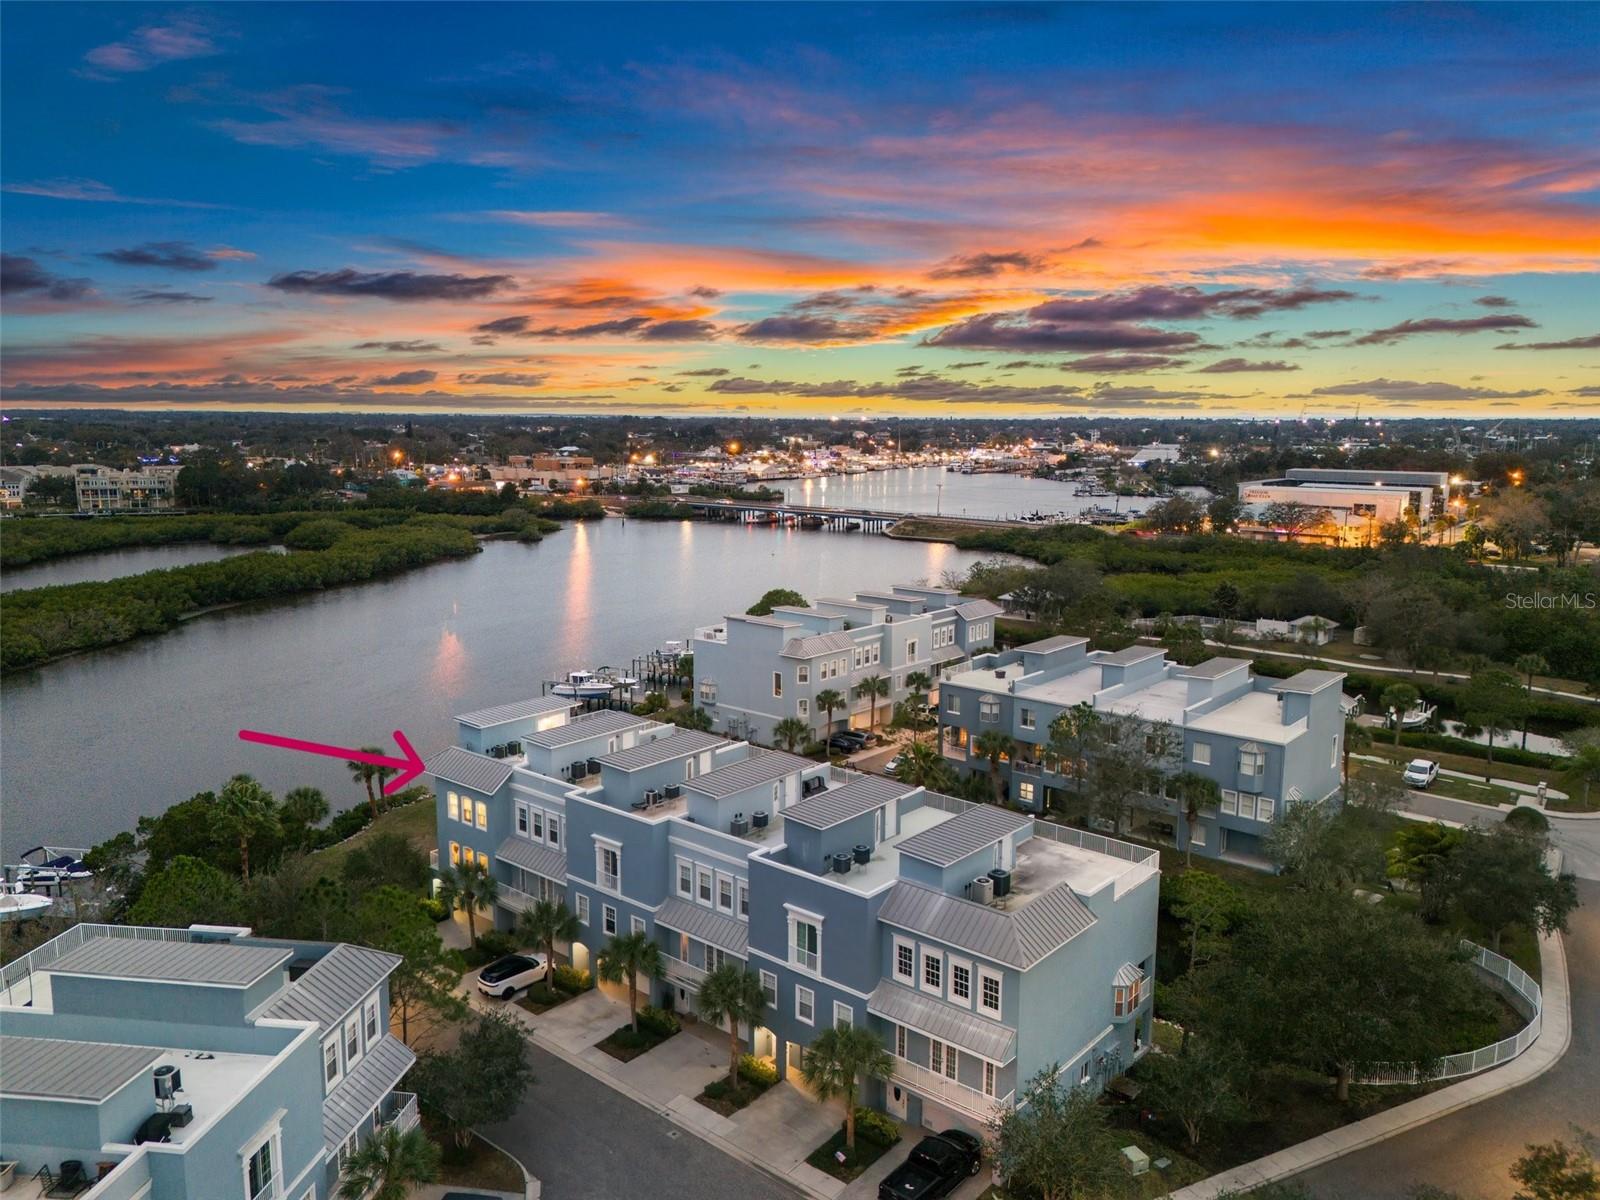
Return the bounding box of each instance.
[551,668,639,700]
[4,845,92,893]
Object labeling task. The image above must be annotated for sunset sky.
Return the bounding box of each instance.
[2,2,1597,417]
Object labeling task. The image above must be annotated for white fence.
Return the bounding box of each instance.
[1357,940,1542,1085]
[0,922,201,1005]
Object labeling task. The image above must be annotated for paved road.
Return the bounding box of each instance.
[484,1041,802,1200]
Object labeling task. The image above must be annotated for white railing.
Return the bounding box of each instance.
[1,922,199,1003]
[497,884,538,914]
[1357,941,1542,1084]
[892,1057,1012,1119]
[428,848,439,870]
[1029,818,1161,866]
[663,955,708,986]
[389,1092,420,1133]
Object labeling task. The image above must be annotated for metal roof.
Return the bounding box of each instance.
[782,775,910,830]
[1181,657,1251,680]
[1114,962,1145,987]
[323,1034,416,1151]
[454,695,574,730]
[1271,668,1346,695]
[877,879,1097,970]
[867,982,1016,1064]
[655,899,750,957]
[1017,635,1088,655]
[781,631,857,659]
[596,728,726,772]
[522,709,652,750]
[0,1035,161,1102]
[1097,644,1166,666]
[257,944,400,1029]
[48,937,290,988]
[427,746,515,794]
[497,835,567,881]
[894,806,1032,868]
[683,750,813,798]
[953,599,1004,621]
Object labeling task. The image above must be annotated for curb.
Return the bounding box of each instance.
[473,1126,542,1200]
[1161,926,1573,1199]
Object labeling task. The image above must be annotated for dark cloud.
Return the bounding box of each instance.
[1570,387,1600,398]
[739,314,858,342]
[1059,354,1187,373]
[687,285,722,299]
[473,314,715,341]
[926,250,1045,280]
[267,268,514,302]
[0,253,95,300]
[1359,259,1463,280]
[1236,332,1310,350]
[1028,284,1358,322]
[946,360,988,369]
[353,339,445,352]
[0,379,648,411]
[130,289,211,305]
[636,318,718,341]
[523,316,651,337]
[676,367,730,376]
[1495,334,1600,351]
[998,360,1042,369]
[1475,295,1516,308]
[1352,314,1538,345]
[96,241,215,271]
[1308,378,1546,402]
[1306,330,1350,339]
[926,312,1201,353]
[474,315,531,335]
[457,371,549,386]
[705,374,1202,408]
[368,369,438,386]
[1194,358,1301,373]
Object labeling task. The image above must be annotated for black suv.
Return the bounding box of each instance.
[878,1130,983,1199]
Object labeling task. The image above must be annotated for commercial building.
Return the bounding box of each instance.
[938,636,1345,866]
[429,697,1159,1132]
[0,923,415,1200]
[73,465,181,513]
[1236,468,1451,543]
[691,584,1003,744]
[1127,443,1181,467]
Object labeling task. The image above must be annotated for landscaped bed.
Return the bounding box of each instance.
[596,1005,681,1062]
[695,1055,779,1116]
[515,982,579,1015]
[421,1115,526,1194]
[804,1128,895,1183]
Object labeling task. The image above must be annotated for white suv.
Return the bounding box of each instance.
[1401,759,1439,789]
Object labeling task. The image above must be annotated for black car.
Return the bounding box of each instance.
[878,1130,983,1200]
[827,732,868,753]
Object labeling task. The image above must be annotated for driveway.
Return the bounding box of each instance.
[484,1039,805,1200]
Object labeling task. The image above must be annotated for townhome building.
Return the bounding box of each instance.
[938,635,1345,866]
[429,692,1159,1133]
[0,923,416,1200]
[690,584,1003,744]
[72,464,181,513]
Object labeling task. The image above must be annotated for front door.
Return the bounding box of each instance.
[887,1083,908,1121]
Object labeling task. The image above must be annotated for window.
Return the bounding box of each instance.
[344,1016,362,1067]
[475,800,488,831]
[516,804,529,836]
[833,1001,853,1029]
[1079,1059,1091,1085]
[576,893,590,925]
[947,695,961,715]
[246,1137,277,1200]
[1239,747,1266,777]
[532,808,545,840]
[699,679,718,703]
[929,1039,957,1080]
[797,665,810,685]
[1017,781,1035,805]
[979,696,1000,724]
[792,918,820,972]
[773,672,783,698]
[950,959,972,1005]
[1257,796,1276,822]
[797,698,809,719]
[596,843,620,892]
[1220,789,1238,815]
[906,639,918,662]
[983,1061,997,1097]
[795,985,815,1025]
[738,880,749,919]
[631,915,646,935]
[448,840,460,865]
[894,939,915,982]
[547,814,560,848]
[978,968,1002,1017]
[678,859,693,897]
[1020,707,1035,730]
[760,969,777,1006]
[477,850,490,871]
[1190,823,1207,847]
[447,792,459,821]
[922,949,943,994]
[718,876,734,913]
[603,905,617,936]
[364,997,379,1043]
[1191,742,1211,766]
[895,1024,908,1058]
[323,1037,342,1087]
[697,866,713,904]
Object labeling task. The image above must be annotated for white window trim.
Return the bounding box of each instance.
[948,955,973,1008]
[240,1115,285,1200]
[603,904,617,936]
[760,969,778,1007]
[363,996,380,1043]
[446,792,459,822]
[737,879,750,922]
[716,872,735,913]
[696,865,714,906]
[322,1035,343,1089]
[833,1000,853,1029]
[631,915,646,935]
[475,800,489,831]
[1191,742,1211,766]
[343,1015,363,1068]
[786,905,823,976]
[892,935,915,984]
[919,944,944,997]
[677,857,694,898]
[576,893,590,925]
[795,984,815,1026]
[977,967,1003,1019]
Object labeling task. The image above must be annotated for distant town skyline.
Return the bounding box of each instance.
[2,2,1596,417]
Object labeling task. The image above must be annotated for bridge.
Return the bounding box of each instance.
[672,497,1021,532]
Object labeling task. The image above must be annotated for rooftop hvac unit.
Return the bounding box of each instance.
[505,740,522,755]
[969,876,995,904]
[643,789,661,805]
[988,868,1012,898]
[586,758,602,775]
[853,844,871,865]
[730,815,750,836]
[751,811,770,829]
[664,783,682,799]
[831,852,854,875]
[153,1065,182,1100]
[570,760,589,780]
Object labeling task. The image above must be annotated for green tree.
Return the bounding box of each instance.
[304,876,351,941]
[854,674,890,730]
[798,1025,894,1152]
[214,774,280,882]
[1443,825,1579,953]
[1207,496,1244,535]
[1379,683,1422,746]
[905,670,934,742]
[974,729,1016,803]
[514,898,580,975]
[671,706,715,732]
[1172,771,1221,866]
[128,855,245,927]
[1560,729,1600,807]
[438,860,499,948]
[1166,870,1244,973]
[892,741,953,790]
[1342,717,1372,785]
[747,588,807,616]
[357,885,466,1044]
[772,717,810,752]
[988,1067,1125,1200]
[337,1125,441,1200]
[1460,668,1528,779]
[1145,495,1206,535]
[1264,802,1384,892]
[1141,1037,1250,1148]
[1082,713,1180,835]
[816,688,845,733]
[1386,822,1465,923]
[280,786,329,851]
[348,748,389,819]
[342,832,430,897]
[1515,653,1550,750]
[596,929,662,1033]
[696,962,770,1094]
[412,1011,534,1148]
[1511,1134,1599,1200]
[1046,704,1102,816]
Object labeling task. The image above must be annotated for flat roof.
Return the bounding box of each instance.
[48,937,291,988]
[1014,666,1102,707]
[0,1035,161,1102]
[1017,635,1089,655]
[454,695,574,730]
[1097,644,1166,667]
[1102,676,1191,724]
[1187,689,1298,744]
[1272,668,1346,695]
[1182,657,1252,680]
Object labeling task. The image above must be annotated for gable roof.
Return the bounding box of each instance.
[782,775,910,830]
[781,631,857,659]
[895,806,1032,868]
[454,695,573,730]
[427,746,515,794]
[877,879,1097,970]
[258,944,401,1029]
[683,750,813,798]
[954,599,1004,621]
[48,937,290,988]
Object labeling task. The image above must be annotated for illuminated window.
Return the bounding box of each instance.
[448,841,460,865]
[447,792,460,821]
[475,800,488,830]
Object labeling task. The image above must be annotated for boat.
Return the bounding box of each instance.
[1074,482,1111,497]
[0,885,54,922]
[6,845,92,892]
[798,515,825,530]
[551,668,639,700]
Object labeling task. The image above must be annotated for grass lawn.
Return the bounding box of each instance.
[305,796,437,882]
[695,1074,774,1117]
[596,1022,675,1062]
[1353,757,1519,807]
[421,1116,526,1193]
[804,1128,894,1183]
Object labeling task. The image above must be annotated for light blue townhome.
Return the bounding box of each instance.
[937,635,1346,866]
[0,924,416,1200]
[691,583,1003,744]
[431,688,1159,1133]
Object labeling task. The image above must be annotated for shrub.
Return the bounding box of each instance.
[1397,730,1559,769]
[738,1054,779,1087]
[282,517,353,550]
[637,1005,682,1038]
[324,805,374,843]
[1504,805,1551,834]
[418,895,450,923]
[852,1106,902,1148]
[475,930,516,960]
[552,964,591,993]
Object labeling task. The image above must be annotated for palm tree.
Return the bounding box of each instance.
[696,963,769,1093]
[337,1124,440,1200]
[1171,771,1220,866]
[1515,653,1548,749]
[348,748,386,819]
[280,786,329,850]
[214,774,279,882]
[893,741,950,789]
[772,717,810,752]
[1560,731,1600,806]
[439,860,499,948]
[905,671,933,741]
[596,930,662,1033]
[1379,683,1421,747]
[799,1025,895,1152]
[1342,717,1372,786]
[974,730,1015,804]
[515,899,580,976]
[816,688,845,734]
[855,675,891,731]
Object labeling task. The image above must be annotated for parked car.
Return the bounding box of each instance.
[878,1130,983,1199]
[475,953,547,998]
[1402,758,1440,789]
[884,753,905,776]
[827,731,870,753]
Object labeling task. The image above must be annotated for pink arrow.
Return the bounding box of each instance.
[238,728,427,795]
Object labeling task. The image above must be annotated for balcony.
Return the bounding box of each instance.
[891,1056,1011,1120]
[382,1091,420,1133]
[663,955,709,987]
[497,884,539,914]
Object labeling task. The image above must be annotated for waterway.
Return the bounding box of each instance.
[778,465,1159,521]
[1,542,266,593]
[0,517,1000,858]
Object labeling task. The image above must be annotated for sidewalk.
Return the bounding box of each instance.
[1161,926,1573,1199]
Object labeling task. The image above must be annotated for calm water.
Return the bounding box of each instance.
[1,543,269,593]
[778,466,1158,521]
[0,518,997,858]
